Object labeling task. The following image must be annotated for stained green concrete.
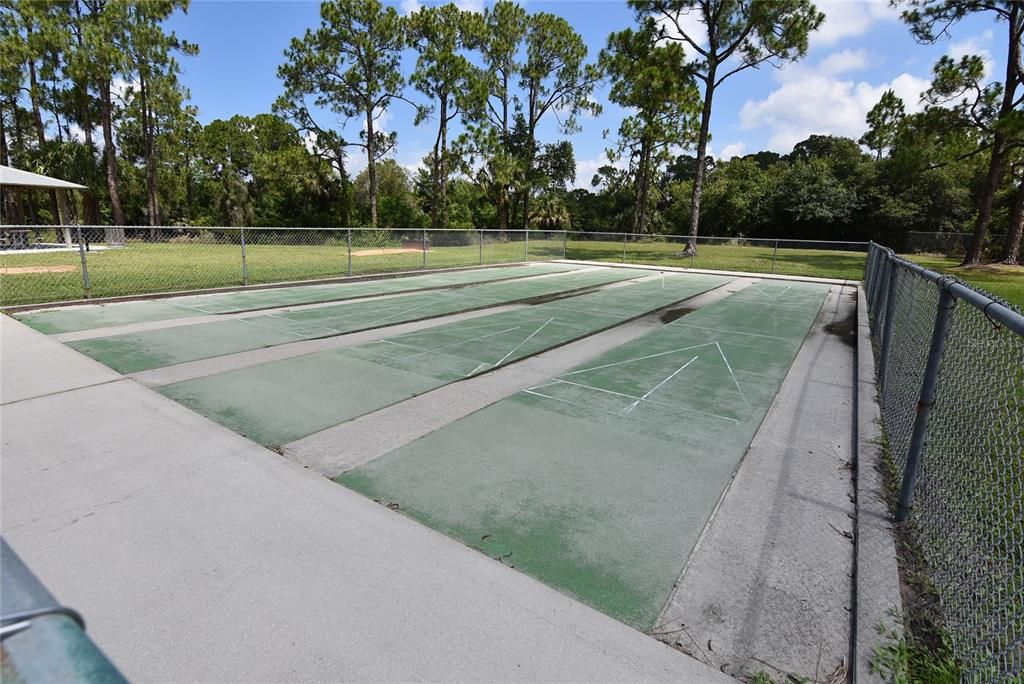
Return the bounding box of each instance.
[159,274,731,446]
[15,262,582,334]
[336,281,828,630]
[69,268,641,373]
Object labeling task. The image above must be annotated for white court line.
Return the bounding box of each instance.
[363,301,437,326]
[536,379,739,423]
[521,389,627,419]
[392,318,533,338]
[522,384,738,424]
[490,317,556,368]
[622,356,698,414]
[714,341,751,408]
[234,317,309,339]
[404,326,522,359]
[673,323,789,342]
[262,312,344,335]
[560,342,719,377]
[750,282,792,299]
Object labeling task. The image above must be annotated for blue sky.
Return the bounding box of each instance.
[165,0,1006,187]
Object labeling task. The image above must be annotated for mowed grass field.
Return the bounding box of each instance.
[0,237,867,307]
[0,239,533,306]
[904,254,1024,309]
[562,239,868,279]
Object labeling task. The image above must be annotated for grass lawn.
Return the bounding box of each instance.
[564,239,867,280]
[903,254,1024,310]
[0,236,866,307]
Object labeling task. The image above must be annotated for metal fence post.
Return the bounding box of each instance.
[240,227,249,286]
[895,282,957,522]
[422,229,428,269]
[347,228,352,277]
[622,233,627,263]
[870,251,887,313]
[478,230,483,265]
[878,256,899,395]
[76,225,91,297]
[562,230,567,259]
[771,239,779,274]
[525,230,529,262]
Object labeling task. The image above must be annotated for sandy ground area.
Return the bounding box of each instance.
[1,265,77,275]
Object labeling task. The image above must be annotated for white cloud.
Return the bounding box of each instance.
[739,68,930,151]
[719,142,747,160]
[949,30,995,80]
[455,0,484,13]
[574,153,625,190]
[819,48,872,76]
[399,0,420,15]
[811,0,899,47]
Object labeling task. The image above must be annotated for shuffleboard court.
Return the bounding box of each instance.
[67,267,641,373]
[336,281,829,630]
[158,274,732,446]
[15,262,582,334]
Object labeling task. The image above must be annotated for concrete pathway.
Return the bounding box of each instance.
[0,315,731,682]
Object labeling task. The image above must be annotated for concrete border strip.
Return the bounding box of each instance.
[853,285,904,683]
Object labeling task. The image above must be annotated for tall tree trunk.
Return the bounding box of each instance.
[27,53,63,225]
[140,74,160,233]
[633,140,651,234]
[99,79,125,225]
[963,3,1021,266]
[365,107,378,229]
[1001,177,1024,266]
[73,0,94,148]
[686,74,716,255]
[963,135,1009,265]
[438,97,448,231]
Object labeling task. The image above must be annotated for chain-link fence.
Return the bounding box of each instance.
[565,232,866,279]
[865,242,1024,681]
[0,225,866,307]
[902,231,1007,258]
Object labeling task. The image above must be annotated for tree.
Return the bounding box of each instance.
[600,25,700,233]
[516,11,599,230]
[901,0,1024,264]
[459,0,528,234]
[111,1,196,229]
[277,0,407,228]
[860,89,906,160]
[630,0,824,253]
[407,4,483,231]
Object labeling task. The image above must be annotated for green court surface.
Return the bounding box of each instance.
[68,267,641,374]
[15,262,582,335]
[158,274,732,446]
[336,281,828,630]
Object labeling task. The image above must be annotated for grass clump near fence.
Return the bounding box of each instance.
[905,254,1024,309]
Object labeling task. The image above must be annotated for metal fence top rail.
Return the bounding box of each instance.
[1,224,871,244]
[874,242,1024,336]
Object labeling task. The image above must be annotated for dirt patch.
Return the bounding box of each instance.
[0,265,77,275]
[659,306,696,324]
[351,247,424,257]
[824,307,857,347]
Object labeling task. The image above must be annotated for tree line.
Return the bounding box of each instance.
[1,0,1021,264]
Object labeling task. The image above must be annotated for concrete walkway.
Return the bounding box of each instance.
[0,315,731,682]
